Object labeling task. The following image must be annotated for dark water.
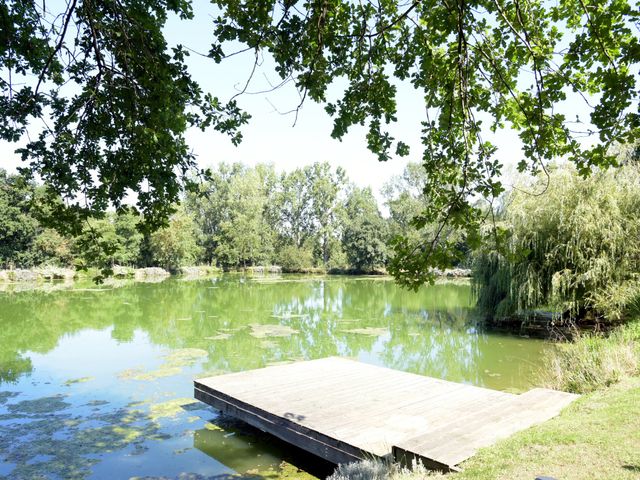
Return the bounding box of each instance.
[0,275,548,479]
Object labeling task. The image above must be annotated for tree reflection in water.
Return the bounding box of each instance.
[0,276,548,479]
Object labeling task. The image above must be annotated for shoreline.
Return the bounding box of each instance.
[0,265,472,284]
[0,266,472,295]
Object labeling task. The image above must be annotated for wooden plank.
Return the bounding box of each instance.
[197,357,359,396]
[331,390,513,451]
[194,356,579,470]
[325,381,500,436]
[194,384,370,458]
[194,388,370,465]
[393,387,579,469]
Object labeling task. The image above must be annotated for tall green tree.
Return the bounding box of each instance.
[113,211,144,266]
[73,217,123,270]
[342,187,388,271]
[271,168,314,249]
[72,211,143,271]
[186,163,277,269]
[382,163,428,242]
[149,207,201,272]
[382,163,471,270]
[185,163,242,264]
[0,169,39,267]
[306,162,347,266]
[214,164,277,268]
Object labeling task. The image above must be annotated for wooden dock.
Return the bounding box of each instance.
[194,357,578,471]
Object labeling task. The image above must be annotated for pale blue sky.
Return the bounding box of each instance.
[161,1,426,194]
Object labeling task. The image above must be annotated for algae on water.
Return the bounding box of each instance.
[148,398,200,421]
[0,395,167,480]
[118,348,208,381]
[340,327,389,336]
[204,333,231,341]
[64,377,94,386]
[7,395,71,414]
[249,324,299,338]
[118,366,182,381]
[0,391,18,404]
[163,348,208,367]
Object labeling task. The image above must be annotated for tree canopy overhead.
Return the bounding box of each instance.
[1,0,248,233]
[211,0,640,286]
[2,0,639,284]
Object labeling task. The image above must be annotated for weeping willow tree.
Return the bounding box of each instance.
[475,161,640,325]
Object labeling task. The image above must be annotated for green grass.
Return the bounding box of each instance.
[539,321,640,394]
[451,376,640,480]
[452,322,640,479]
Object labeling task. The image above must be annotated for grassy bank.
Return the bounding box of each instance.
[450,376,640,480]
[539,321,640,394]
[330,320,640,480]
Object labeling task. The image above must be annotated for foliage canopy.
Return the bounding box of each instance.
[1,0,247,233]
[2,0,640,282]
[211,0,640,286]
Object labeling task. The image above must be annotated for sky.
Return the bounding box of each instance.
[0,1,604,200]
[160,2,430,195]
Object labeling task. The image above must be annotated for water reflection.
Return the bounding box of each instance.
[0,276,548,479]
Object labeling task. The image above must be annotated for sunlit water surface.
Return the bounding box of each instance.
[0,275,548,479]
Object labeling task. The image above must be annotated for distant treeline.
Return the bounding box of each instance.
[0,161,466,274]
[3,153,640,326]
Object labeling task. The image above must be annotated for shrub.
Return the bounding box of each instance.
[539,321,640,393]
[277,244,315,272]
[328,459,443,480]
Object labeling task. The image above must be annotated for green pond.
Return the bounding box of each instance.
[0,275,548,479]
